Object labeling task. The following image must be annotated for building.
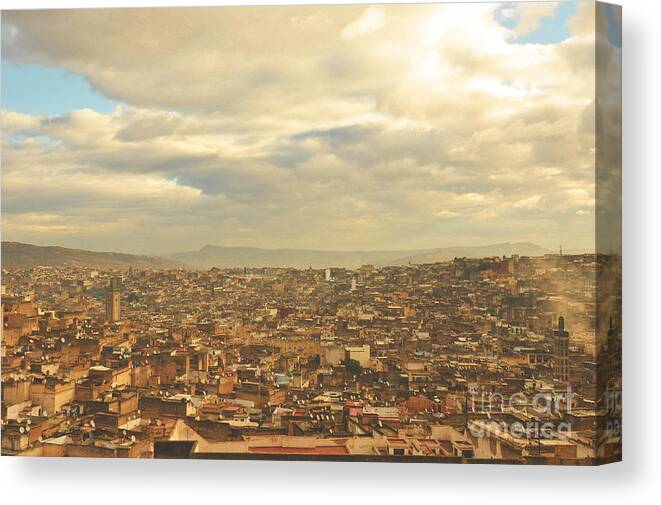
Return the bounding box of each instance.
[345,345,370,368]
[105,277,121,322]
[553,316,570,383]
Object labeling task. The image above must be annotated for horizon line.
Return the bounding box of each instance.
[0,239,598,258]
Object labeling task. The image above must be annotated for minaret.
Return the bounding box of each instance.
[553,316,569,383]
[105,277,121,322]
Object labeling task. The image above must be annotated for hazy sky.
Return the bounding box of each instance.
[1,2,619,254]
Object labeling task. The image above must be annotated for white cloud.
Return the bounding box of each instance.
[341,7,386,39]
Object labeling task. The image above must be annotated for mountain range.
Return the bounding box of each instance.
[1,242,183,270]
[1,241,550,271]
[166,242,550,269]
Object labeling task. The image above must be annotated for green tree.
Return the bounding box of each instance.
[344,358,362,376]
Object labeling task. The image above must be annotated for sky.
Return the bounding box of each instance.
[0,1,620,255]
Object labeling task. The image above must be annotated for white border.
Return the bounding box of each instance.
[2,1,659,504]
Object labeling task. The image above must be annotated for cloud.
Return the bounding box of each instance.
[341,7,386,39]
[513,2,557,36]
[1,3,601,254]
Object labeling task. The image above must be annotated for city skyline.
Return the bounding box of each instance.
[1,2,620,255]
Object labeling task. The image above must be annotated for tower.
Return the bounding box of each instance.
[553,316,569,383]
[105,277,121,322]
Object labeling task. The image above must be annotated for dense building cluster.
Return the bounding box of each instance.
[1,254,621,463]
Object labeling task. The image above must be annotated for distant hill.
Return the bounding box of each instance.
[1,241,551,271]
[167,244,434,270]
[167,242,550,270]
[386,242,550,266]
[1,242,183,270]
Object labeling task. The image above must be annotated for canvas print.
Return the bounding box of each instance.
[1,1,621,464]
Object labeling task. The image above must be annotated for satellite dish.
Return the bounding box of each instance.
[19,426,25,434]
[130,435,136,443]
[90,420,96,428]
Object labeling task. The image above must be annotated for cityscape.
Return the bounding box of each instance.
[1,2,621,464]
[1,246,621,463]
